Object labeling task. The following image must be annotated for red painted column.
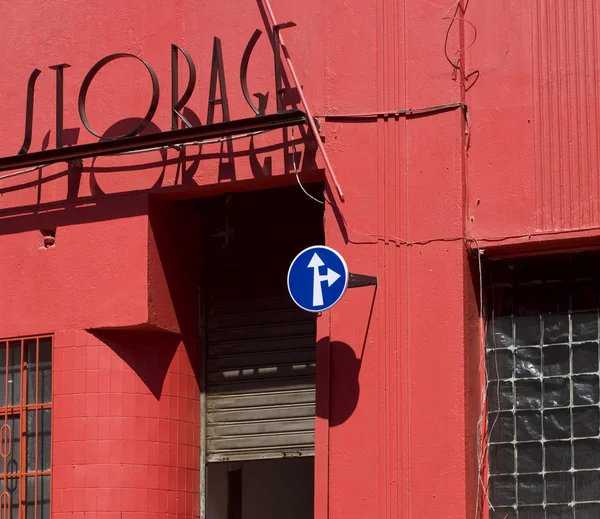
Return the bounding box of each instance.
[52,330,200,519]
[318,0,479,516]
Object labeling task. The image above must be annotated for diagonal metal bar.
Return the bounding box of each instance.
[259,1,345,202]
[0,110,307,174]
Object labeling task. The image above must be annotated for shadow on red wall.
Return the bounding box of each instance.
[89,328,181,399]
[316,339,362,427]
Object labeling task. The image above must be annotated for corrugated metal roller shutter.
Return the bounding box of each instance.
[205,294,316,462]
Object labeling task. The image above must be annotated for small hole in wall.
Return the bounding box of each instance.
[40,229,56,249]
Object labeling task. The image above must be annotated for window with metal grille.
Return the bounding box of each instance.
[486,254,600,519]
[0,336,51,519]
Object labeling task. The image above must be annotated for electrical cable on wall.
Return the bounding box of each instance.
[293,144,600,252]
[442,0,480,89]
[1,99,597,256]
[314,102,467,121]
[475,245,495,518]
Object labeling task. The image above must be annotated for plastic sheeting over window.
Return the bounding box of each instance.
[486,253,600,519]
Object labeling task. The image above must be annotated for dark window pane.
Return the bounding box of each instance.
[26,339,37,404]
[516,380,542,409]
[3,477,19,519]
[540,281,569,313]
[38,338,51,404]
[516,283,541,316]
[488,284,514,316]
[547,505,573,519]
[543,345,570,376]
[516,411,542,441]
[488,412,514,443]
[545,441,572,472]
[26,474,51,518]
[488,381,514,411]
[519,506,545,519]
[41,475,50,519]
[39,409,51,472]
[27,338,52,405]
[515,316,541,346]
[573,375,600,405]
[489,475,516,507]
[573,342,599,374]
[486,350,513,380]
[543,377,571,407]
[543,314,570,344]
[25,475,51,519]
[517,474,544,504]
[490,507,516,519]
[574,470,600,501]
[26,476,35,519]
[0,342,6,407]
[487,316,513,349]
[515,348,541,378]
[7,341,21,407]
[26,409,51,473]
[1,416,21,475]
[572,313,599,342]
[573,406,600,438]
[545,472,572,503]
[26,410,35,472]
[517,442,542,473]
[572,279,598,311]
[574,439,600,470]
[575,503,600,519]
[489,443,515,474]
[544,409,571,439]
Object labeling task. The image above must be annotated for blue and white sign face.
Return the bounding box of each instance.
[287,246,349,312]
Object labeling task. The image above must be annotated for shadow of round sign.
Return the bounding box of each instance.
[287,245,349,312]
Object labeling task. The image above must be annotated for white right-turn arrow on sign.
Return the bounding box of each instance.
[308,253,341,307]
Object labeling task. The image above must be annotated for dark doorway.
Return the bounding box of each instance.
[198,183,324,519]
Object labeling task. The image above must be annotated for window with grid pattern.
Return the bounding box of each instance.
[0,336,51,519]
[486,254,600,519]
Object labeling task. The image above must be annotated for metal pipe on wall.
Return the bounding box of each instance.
[259,0,345,202]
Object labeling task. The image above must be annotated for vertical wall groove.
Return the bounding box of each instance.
[533,0,600,231]
[532,0,543,230]
[593,0,600,225]
[401,0,409,514]
[376,0,404,517]
[375,0,386,517]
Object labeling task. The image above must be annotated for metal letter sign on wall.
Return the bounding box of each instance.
[0,31,308,173]
[287,246,349,312]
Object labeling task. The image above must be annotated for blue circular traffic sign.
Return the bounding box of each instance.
[287,246,349,312]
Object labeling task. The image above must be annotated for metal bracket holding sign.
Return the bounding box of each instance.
[347,273,378,289]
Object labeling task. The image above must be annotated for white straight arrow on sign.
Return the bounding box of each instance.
[308,253,341,307]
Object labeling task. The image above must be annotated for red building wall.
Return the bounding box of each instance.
[0,0,596,518]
